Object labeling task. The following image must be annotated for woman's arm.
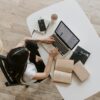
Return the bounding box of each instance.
[33,49,58,80]
[25,36,55,44]
[15,37,40,48]
[16,36,55,48]
[39,37,55,44]
[33,55,53,80]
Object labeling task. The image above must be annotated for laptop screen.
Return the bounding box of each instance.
[55,21,80,50]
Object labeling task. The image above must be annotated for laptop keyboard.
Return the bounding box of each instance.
[52,35,69,55]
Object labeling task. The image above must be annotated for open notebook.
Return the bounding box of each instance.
[52,59,74,84]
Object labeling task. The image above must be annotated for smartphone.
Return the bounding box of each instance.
[38,19,46,32]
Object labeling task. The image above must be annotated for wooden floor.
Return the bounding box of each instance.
[77,0,100,37]
[0,0,99,100]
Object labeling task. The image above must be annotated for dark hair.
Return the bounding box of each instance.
[25,40,38,53]
[6,47,29,81]
[25,40,45,73]
[25,40,39,62]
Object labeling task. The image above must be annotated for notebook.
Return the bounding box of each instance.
[52,59,74,83]
[70,46,90,64]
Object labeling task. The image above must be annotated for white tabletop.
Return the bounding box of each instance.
[27,0,100,100]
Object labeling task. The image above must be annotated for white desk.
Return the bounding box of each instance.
[27,0,100,100]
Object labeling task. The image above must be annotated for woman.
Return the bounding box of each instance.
[15,37,58,83]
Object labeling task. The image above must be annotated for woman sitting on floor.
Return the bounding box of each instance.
[11,36,58,83]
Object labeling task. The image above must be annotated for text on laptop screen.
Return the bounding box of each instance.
[55,21,80,49]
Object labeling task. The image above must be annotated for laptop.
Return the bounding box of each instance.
[42,21,80,56]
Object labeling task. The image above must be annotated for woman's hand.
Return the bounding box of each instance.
[49,48,58,58]
[41,36,55,44]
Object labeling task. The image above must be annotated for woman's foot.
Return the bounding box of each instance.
[35,55,42,63]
